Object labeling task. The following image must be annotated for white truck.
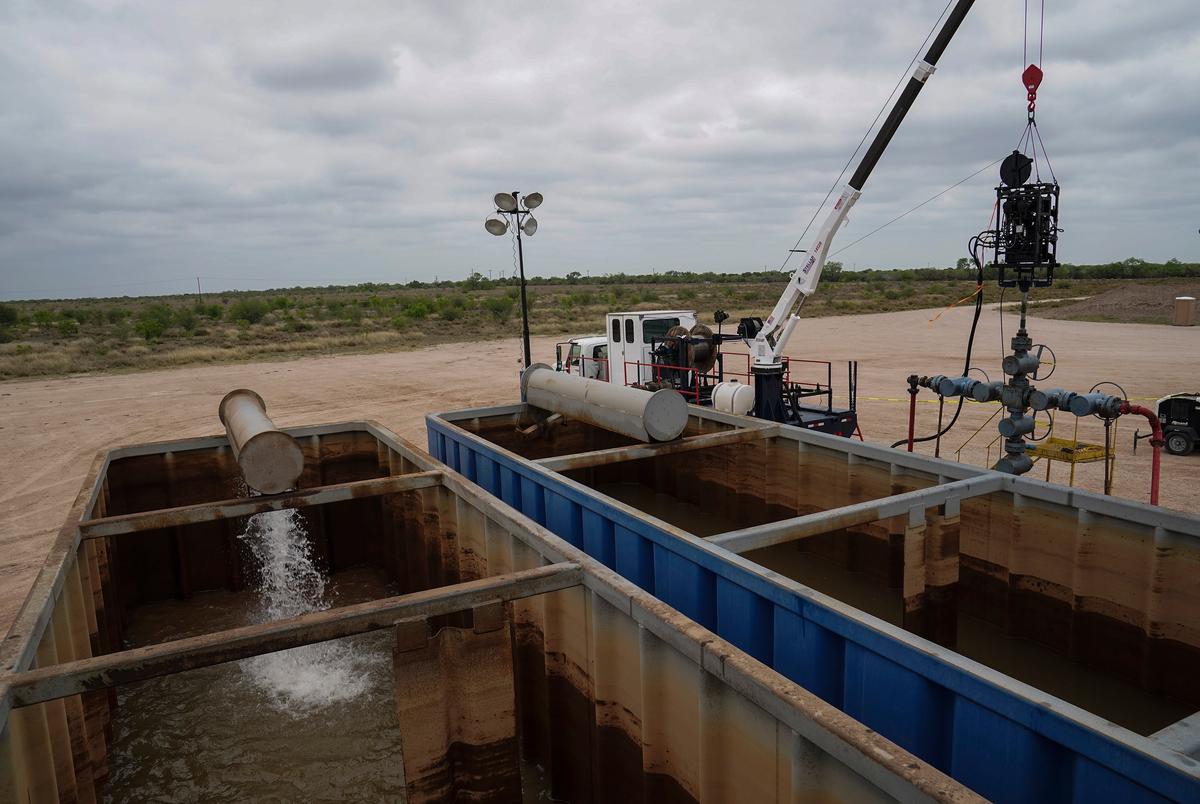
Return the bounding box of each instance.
[555,310,697,385]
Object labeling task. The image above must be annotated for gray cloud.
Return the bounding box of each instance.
[243,41,394,93]
[1,0,1198,300]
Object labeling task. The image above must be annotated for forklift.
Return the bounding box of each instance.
[1135,393,1200,456]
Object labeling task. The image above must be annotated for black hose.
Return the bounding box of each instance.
[890,238,985,449]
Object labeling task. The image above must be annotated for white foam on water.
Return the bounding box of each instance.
[238,508,373,712]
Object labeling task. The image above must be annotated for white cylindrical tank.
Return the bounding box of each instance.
[712,380,755,416]
[521,364,687,442]
[218,389,305,494]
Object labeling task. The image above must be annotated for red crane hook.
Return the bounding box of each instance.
[1023,63,1044,118]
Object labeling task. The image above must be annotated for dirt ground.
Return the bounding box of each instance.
[1038,280,1200,324]
[2,305,1197,635]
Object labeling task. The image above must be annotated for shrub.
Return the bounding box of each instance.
[57,318,79,337]
[59,307,88,323]
[136,304,174,340]
[0,304,17,325]
[403,300,432,319]
[227,298,269,324]
[105,307,131,324]
[174,308,197,332]
[483,296,514,321]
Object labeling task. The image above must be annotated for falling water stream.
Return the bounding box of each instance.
[237,509,373,709]
[103,509,406,802]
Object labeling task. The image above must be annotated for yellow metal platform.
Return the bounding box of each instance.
[1027,437,1109,463]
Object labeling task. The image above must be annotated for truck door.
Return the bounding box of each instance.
[625,316,642,383]
[593,344,609,381]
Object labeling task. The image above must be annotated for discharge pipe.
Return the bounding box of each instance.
[1119,402,1163,506]
[906,375,919,451]
[521,363,687,443]
[218,389,305,494]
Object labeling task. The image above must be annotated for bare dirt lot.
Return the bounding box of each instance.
[1035,280,1200,324]
[2,305,1197,635]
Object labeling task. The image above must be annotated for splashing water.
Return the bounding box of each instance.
[238,508,373,711]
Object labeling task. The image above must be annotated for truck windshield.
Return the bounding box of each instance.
[643,318,681,343]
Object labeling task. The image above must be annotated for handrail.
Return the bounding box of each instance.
[954,405,1002,462]
[623,359,701,401]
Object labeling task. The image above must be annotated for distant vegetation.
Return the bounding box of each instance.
[0,258,1194,380]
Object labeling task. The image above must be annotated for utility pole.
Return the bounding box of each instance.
[196,277,203,306]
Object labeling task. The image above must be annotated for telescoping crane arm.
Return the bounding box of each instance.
[748,0,977,367]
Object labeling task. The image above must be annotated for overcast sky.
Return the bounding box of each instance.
[2,0,1198,300]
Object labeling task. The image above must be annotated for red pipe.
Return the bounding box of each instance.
[1120,402,1163,506]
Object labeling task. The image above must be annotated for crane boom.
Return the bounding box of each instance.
[747,0,977,369]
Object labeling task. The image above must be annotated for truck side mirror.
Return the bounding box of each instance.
[555,344,563,372]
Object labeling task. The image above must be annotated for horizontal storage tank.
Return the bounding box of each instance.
[0,422,969,803]
[428,402,1200,803]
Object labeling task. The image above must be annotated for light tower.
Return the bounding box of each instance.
[484,191,543,368]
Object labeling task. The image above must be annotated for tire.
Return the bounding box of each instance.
[1165,431,1194,456]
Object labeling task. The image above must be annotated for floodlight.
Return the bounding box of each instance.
[485,216,509,236]
[522,216,538,236]
[523,192,543,210]
[494,192,518,212]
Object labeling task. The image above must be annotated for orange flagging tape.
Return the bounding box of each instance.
[927,284,983,326]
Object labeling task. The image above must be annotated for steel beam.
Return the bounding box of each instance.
[535,425,776,472]
[1152,712,1200,760]
[78,471,444,539]
[708,474,1006,554]
[2,562,581,710]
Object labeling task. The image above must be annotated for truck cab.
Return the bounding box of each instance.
[555,335,609,380]
[605,310,697,385]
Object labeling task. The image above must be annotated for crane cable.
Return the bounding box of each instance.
[893,2,1057,451]
[779,0,956,273]
[1017,0,1056,183]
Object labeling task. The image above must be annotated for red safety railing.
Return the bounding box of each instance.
[620,352,843,415]
[555,342,610,381]
[579,356,610,381]
[622,359,703,402]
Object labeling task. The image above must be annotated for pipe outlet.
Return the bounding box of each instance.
[218,389,305,494]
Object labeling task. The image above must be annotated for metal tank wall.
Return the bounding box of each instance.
[0,422,967,803]
[427,403,1200,803]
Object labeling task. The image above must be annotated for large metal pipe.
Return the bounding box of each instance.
[520,363,687,442]
[217,389,305,494]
